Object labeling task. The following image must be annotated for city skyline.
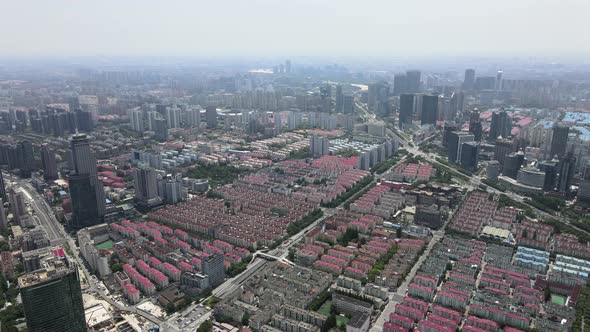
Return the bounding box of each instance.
[2,2,590,331]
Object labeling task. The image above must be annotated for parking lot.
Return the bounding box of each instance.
[161,305,211,331]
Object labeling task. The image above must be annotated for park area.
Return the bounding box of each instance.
[317,301,349,328]
[551,294,566,306]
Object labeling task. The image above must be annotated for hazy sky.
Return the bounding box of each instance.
[2,0,589,57]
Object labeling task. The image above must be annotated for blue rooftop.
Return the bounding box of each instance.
[536,119,554,129]
[574,126,590,142]
[563,112,590,125]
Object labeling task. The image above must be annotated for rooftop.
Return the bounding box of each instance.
[18,253,74,288]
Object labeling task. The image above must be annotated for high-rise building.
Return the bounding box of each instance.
[556,152,576,193]
[502,152,525,179]
[495,71,504,91]
[206,106,218,129]
[201,252,225,288]
[448,132,474,164]
[448,92,464,121]
[166,106,181,129]
[538,159,559,192]
[69,175,101,229]
[367,83,377,112]
[69,134,105,230]
[128,109,144,132]
[153,118,168,142]
[578,161,590,201]
[399,94,414,129]
[393,74,407,96]
[68,96,80,112]
[549,124,569,159]
[274,112,282,134]
[0,171,7,203]
[494,138,514,165]
[134,167,160,206]
[335,85,344,113]
[406,70,421,93]
[71,135,94,176]
[310,135,329,158]
[287,111,303,130]
[489,111,511,141]
[0,199,7,233]
[475,76,496,91]
[285,60,291,73]
[420,95,438,125]
[460,142,480,171]
[184,108,201,129]
[147,111,159,131]
[463,69,476,91]
[442,123,460,148]
[17,141,35,178]
[75,109,94,132]
[468,108,482,141]
[41,144,58,181]
[342,94,354,114]
[368,81,390,116]
[9,187,26,225]
[19,252,86,332]
[77,224,111,277]
[157,173,183,204]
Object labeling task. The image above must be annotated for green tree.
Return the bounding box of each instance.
[165,302,176,314]
[197,320,213,332]
[241,312,250,326]
[288,249,295,262]
[111,263,123,273]
[323,314,336,332]
[338,229,359,246]
[544,287,551,302]
[0,273,7,292]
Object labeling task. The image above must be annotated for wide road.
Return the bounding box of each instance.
[370,232,443,331]
[15,179,164,326]
[20,183,64,244]
[370,208,456,331]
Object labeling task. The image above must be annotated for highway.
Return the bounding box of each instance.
[22,183,64,245]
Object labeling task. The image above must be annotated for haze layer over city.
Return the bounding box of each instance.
[1,1,590,332]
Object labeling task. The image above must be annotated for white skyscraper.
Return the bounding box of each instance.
[310,135,330,158]
[166,106,181,129]
[287,111,302,130]
[184,108,201,129]
[274,112,282,134]
[147,111,160,131]
[128,108,144,132]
